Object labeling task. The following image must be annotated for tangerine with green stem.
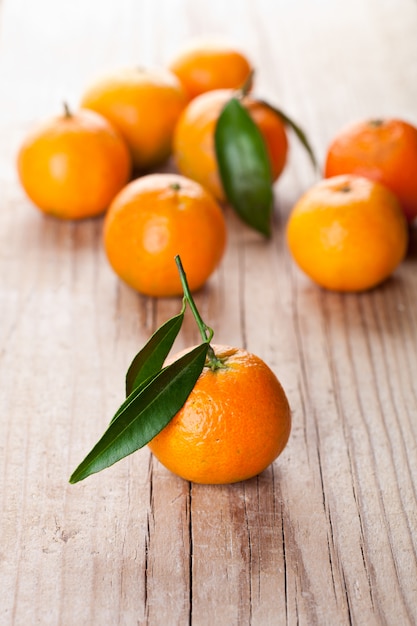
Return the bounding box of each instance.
[148,256,292,484]
[69,255,291,485]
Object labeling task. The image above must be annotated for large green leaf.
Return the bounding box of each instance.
[125,308,184,397]
[215,97,274,237]
[69,343,209,483]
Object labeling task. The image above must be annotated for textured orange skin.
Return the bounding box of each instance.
[103,173,226,297]
[324,118,417,223]
[173,89,288,202]
[80,67,187,171]
[148,345,291,484]
[286,175,408,292]
[169,40,252,100]
[17,108,131,220]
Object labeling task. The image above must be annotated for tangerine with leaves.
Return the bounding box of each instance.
[80,67,187,171]
[168,38,253,100]
[69,256,291,486]
[149,343,291,484]
[286,174,408,292]
[17,104,131,220]
[173,88,289,202]
[103,173,226,297]
[324,118,417,223]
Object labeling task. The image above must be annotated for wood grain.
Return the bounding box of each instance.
[1,0,417,624]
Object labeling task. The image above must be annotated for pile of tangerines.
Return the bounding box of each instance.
[17,38,417,297]
[16,39,417,485]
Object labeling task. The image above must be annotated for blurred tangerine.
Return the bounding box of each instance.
[173,88,288,202]
[80,67,187,171]
[17,104,131,220]
[324,118,417,223]
[286,174,408,292]
[169,38,253,100]
[103,173,227,297]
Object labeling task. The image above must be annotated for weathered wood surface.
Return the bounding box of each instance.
[1,0,417,624]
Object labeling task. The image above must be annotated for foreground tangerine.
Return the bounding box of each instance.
[173,88,288,202]
[17,105,131,220]
[69,255,291,486]
[148,344,291,484]
[324,118,417,223]
[286,174,408,292]
[168,38,253,100]
[103,173,226,297]
[80,67,187,171]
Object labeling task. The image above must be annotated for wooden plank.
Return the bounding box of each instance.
[0,0,416,624]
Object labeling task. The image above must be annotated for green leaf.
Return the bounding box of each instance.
[110,370,160,427]
[260,101,319,172]
[69,343,209,484]
[215,97,274,237]
[125,307,185,397]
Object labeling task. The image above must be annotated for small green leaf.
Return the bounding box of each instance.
[215,97,274,237]
[125,307,185,397]
[69,343,209,484]
[261,101,319,172]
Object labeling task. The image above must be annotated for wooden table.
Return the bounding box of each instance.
[1,1,417,624]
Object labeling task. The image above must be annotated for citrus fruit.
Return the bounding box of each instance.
[148,344,291,484]
[324,118,417,223]
[16,104,131,220]
[103,173,227,297]
[173,88,288,202]
[286,174,408,292]
[168,38,253,100]
[80,67,187,171]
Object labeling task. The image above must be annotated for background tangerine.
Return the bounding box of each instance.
[17,106,131,220]
[286,174,408,292]
[80,67,187,172]
[103,173,227,297]
[324,118,417,223]
[169,39,253,100]
[173,88,288,202]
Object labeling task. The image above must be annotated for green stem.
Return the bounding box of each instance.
[175,255,214,344]
[175,255,227,370]
[235,69,254,99]
[63,101,72,118]
[369,118,384,125]
[175,255,227,371]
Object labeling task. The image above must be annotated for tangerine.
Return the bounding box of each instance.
[173,88,288,202]
[80,67,187,171]
[103,173,227,297]
[286,174,408,292]
[16,104,131,220]
[168,38,253,100]
[324,118,417,223]
[148,344,291,484]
